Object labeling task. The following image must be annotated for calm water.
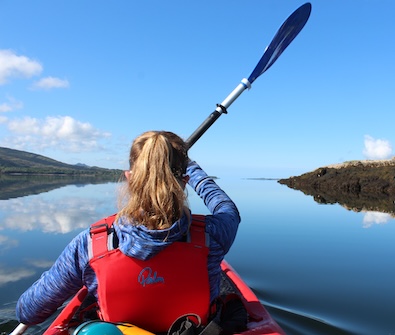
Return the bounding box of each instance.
[1,178,395,335]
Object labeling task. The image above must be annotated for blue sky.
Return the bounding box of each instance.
[0,0,394,178]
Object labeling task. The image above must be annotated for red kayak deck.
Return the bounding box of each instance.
[42,260,285,335]
[220,261,285,335]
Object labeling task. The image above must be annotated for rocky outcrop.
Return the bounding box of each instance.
[278,158,395,214]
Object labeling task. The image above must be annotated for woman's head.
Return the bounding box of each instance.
[118,131,189,230]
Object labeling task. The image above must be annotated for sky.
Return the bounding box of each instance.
[0,0,394,178]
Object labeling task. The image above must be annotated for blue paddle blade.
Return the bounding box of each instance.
[248,2,312,84]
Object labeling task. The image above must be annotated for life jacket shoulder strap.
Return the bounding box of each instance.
[89,214,208,259]
[187,214,208,248]
[88,214,117,260]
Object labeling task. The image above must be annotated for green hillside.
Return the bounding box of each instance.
[0,147,122,176]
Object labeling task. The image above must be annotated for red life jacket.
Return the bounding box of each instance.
[88,214,210,333]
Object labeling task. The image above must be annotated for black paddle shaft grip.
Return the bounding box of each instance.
[186,110,222,149]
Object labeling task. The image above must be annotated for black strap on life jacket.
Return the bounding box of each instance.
[167,294,247,335]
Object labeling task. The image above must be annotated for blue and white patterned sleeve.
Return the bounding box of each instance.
[187,160,241,253]
[16,229,91,325]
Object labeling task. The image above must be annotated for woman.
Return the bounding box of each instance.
[16,131,241,333]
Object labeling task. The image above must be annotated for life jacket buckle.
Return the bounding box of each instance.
[90,223,108,236]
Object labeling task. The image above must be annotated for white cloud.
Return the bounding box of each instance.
[3,115,111,152]
[0,96,24,113]
[0,267,36,286]
[28,259,55,269]
[0,235,19,250]
[0,49,42,85]
[362,211,392,228]
[363,135,392,160]
[0,188,114,234]
[31,76,70,90]
[0,102,15,112]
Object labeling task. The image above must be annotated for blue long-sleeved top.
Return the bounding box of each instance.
[16,161,240,325]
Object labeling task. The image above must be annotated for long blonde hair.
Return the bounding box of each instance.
[117,131,189,230]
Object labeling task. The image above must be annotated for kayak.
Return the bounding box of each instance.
[217,261,286,335]
[11,261,286,335]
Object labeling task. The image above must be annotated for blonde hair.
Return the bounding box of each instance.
[117,131,189,230]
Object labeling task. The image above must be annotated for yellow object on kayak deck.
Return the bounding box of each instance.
[73,321,154,335]
[117,323,155,335]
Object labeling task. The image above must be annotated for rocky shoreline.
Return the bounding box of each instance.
[278,158,395,215]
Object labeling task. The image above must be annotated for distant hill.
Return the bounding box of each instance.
[0,147,123,176]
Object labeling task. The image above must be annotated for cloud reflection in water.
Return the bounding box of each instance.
[0,183,118,289]
[0,183,118,234]
[362,211,393,228]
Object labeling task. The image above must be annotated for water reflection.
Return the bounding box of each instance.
[0,267,35,287]
[0,235,18,251]
[0,181,119,234]
[0,180,120,327]
[2,195,106,233]
[362,211,393,228]
[279,181,395,222]
[0,174,121,200]
[1,178,395,335]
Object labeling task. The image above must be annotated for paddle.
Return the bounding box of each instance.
[8,4,311,335]
[9,324,28,335]
[186,2,312,148]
